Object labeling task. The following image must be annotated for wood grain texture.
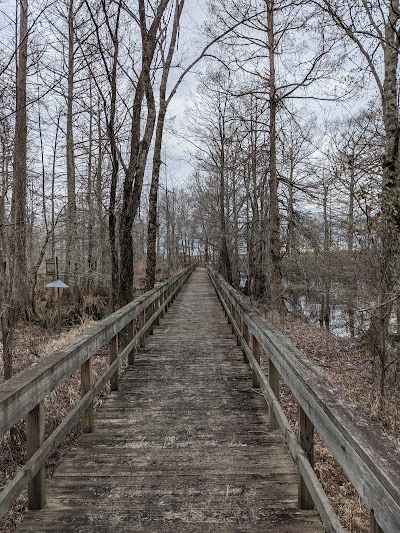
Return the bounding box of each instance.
[0,267,193,437]
[208,267,400,533]
[18,269,322,533]
[26,402,45,510]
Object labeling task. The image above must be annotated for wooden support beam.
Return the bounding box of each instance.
[127,321,135,365]
[235,309,241,346]
[148,303,154,335]
[154,297,160,326]
[268,359,279,430]
[110,335,119,391]
[26,402,45,510]
[298,405,315,510]
[242,321,249,363]
[81,357,93,432]
[139,310,146,347]
[370,511,384,533]
[252,336,260,388]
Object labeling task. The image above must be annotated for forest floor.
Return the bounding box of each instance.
[262,308,400,533]
[1,291,399,532]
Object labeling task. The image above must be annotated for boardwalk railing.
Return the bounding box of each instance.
[0,265,195,519]
[208,267,400,533]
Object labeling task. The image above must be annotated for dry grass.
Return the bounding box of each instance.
[260,309,400,533]
[0,320,111,532]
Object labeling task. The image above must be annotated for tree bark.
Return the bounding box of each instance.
[119,0,169,305]
[267,0,284,311]
[145,1,184,290]
[65,0,77,291]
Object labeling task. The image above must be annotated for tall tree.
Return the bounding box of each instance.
[2,0,29,380]
[314,0,400,398]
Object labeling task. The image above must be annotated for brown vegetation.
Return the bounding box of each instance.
[263,309,399,532]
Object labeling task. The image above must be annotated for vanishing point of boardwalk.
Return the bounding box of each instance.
[18,269,322,532]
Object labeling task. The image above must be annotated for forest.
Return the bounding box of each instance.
[0,1,400,530]
[2,0,398,391]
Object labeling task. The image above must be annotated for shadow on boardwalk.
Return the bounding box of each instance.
[18,269,322,532]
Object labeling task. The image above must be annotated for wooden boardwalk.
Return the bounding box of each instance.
[18,269,322,532]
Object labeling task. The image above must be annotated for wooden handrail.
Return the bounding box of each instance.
[208,267,400,533]
[0,265,195,519]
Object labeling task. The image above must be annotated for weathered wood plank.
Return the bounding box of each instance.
[18,269,323,533]
[81,357,93,432]
[0,267,194,437]
[26,402,45,510]
[208,268,400,533]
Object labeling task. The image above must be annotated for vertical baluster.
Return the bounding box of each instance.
[269,359,279,430]
[370,511,383,533]
[252,336,260,388]
[160,291,165,319]
[139,309,146,347]
[242,320,249,363]
[127,320,135,365]
[235,309,241,346]
[110,334,119,391]
[154,296,160,326]
[148,303,154,335]
[298,405,314,509]
[27,402,46,509]
[81,357,94,432]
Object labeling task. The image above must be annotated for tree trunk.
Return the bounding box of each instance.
[65,0,77,292]
[10,0,29,318]
[369,4,400,400]
[267,0,284,311]
[145,1,184,291]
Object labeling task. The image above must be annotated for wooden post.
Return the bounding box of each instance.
[242,321,249,363]
[235,310,241,346]
[110,334,118,391]
[139,309,146,347]
[160,292,165,319]
[269,359,279,430]
[166,286,171,309]
[148,303,154,335]
[27,402,46,509]
[154,296,160,326]
[127,320,135,365]
[81,357,94,432]
[252,336,260,388]
[230,302,235,333]
[298,405,315,510]
[370,511,384,533]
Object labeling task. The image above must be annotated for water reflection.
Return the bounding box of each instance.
[296,294,397,338]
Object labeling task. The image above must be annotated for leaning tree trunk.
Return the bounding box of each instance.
[145,1,183,291]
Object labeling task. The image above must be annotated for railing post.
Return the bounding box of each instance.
[110,334,119,391]
[370,511,383,533]
[127,320,135,365]
[235,309,241,346]
[268,359,279,430]
[230,302,235,333]
[298,405,315,510]
[148,303,154,335]
[139,309,146,347]
[27,401,45,510]
[252,336,260,388]
[166,286,171,310]
[81,357,94,432]
[160,292,165,319]
[154,296,160,326]
[242,320,249,363]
